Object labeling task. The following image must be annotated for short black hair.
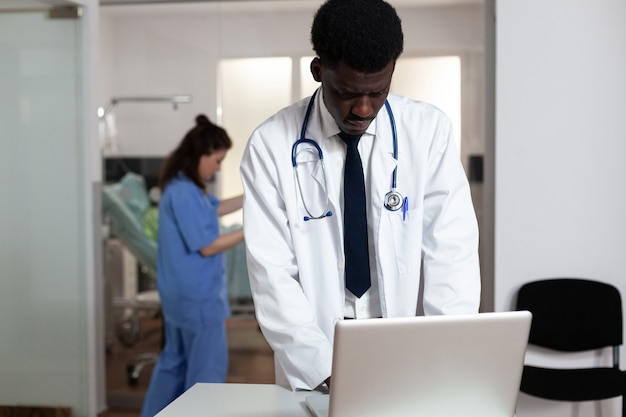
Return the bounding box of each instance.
[311,0,404,73]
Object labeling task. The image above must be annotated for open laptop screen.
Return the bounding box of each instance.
[306,311,532,417]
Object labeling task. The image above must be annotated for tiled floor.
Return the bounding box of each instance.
[100,312,274,417]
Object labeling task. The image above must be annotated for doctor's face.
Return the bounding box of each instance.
[311,57,395,136]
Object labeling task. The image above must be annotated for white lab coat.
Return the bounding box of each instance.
[240,92,480,391]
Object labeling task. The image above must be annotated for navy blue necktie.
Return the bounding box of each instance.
[339,132,371,298]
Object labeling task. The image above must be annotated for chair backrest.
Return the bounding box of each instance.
[516,278,623,352]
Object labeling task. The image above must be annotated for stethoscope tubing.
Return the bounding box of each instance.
[385,100,399,190]
[292,89,404,220]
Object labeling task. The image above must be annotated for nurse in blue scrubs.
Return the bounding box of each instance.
[140,114,244,417]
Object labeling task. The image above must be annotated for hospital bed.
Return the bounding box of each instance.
[102,172,253,385]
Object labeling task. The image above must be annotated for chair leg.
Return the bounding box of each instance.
[127,353,158,386]
[623,383,626,417]
[623,371,626,417]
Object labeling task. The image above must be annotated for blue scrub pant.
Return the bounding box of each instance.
[139,318,228,417]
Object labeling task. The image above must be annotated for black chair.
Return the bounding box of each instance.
[516,278,626,416]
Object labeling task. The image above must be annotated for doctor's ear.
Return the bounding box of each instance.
[310,57,322,82]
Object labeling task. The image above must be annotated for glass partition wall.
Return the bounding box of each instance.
[0,1,483,415]
[99,0,483,411]
[0,3,97,416]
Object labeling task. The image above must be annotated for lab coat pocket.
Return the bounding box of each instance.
[383,208,421,275]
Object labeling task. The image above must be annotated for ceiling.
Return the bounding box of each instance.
[0,0,482,11]
[0,0,68,10]
[98,0,481,5]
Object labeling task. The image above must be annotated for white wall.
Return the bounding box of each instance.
[98,2,485,157]
[494,0,626,416]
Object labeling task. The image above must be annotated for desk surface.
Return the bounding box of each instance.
[155,383,324,417]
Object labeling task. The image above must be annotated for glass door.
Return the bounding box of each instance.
[0,4,97,415]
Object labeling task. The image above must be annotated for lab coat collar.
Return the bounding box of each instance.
[310,88,398,184]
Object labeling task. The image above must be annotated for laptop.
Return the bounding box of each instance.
[305,311,532,417]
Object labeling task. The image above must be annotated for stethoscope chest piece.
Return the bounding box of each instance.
[384,190,404,211]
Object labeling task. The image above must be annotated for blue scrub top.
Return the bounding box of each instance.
[157,173,230,330]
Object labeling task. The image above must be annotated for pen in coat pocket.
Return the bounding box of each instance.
[402,196,408,221]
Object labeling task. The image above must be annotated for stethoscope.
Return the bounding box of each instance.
[291,89,404,221]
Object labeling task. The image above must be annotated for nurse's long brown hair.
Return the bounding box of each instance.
[159,114,232,192]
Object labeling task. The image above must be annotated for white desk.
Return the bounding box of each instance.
[155,383,325,417]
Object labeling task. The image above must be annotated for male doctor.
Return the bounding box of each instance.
[240,0,480,391]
